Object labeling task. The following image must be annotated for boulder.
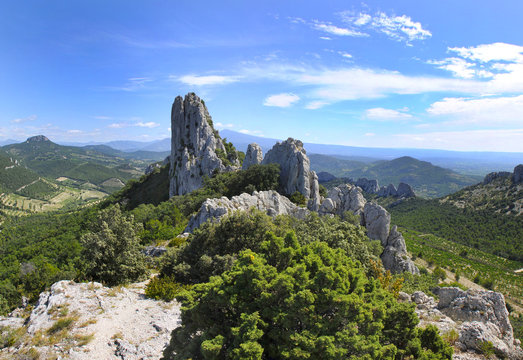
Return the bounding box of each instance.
[318,184,366,216]
[355,178,380,194]
[242,143,263,170]
[142,246,167,257]
[169,93,239,197]
[396,182,416,198]
[185,190,309,233]
[362,202,390,245]
[381,226,419,274]
[435,287,522,358]
[145,163,161,175]
[377,184,398,197]
[513,164,523,184]
[262,138,321,211]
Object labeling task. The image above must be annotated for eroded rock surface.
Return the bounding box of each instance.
[362,202,391,244]
[355,178,380,194]
[396,182,416,198]
[410,288,522,359]
[262,138,321,211]
[185,190,309,233]
[169,93,239,197]
[0,280,181,360]
[242,143,263,170]
[377,184,398,197]
[513,164,523,184]
[319,184,366,216]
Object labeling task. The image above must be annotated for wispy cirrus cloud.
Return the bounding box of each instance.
[340,10,431,44]
[311,21,368,37]
[263,93,300,107]
[365,107,412,120]
[108,121,160,129]
[176,74,242,86]
[427,95,523,126]
[12,114,37,123]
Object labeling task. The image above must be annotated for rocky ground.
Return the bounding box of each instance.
[0,280,181,359]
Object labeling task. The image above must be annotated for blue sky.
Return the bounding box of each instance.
[1,0,522,151]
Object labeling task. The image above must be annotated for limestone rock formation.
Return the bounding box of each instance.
[262,138,321,211]
[362,202,391,244]
[513,164,523,184]
[412,287,523,359]
[355,178,380,194]
[145,162,161,175]
[1,280,181,359]
[26,135,50,143]
[169,93,239,197]
[396,182,416,198]
[381,226,419,274]
[484,171,511,184]
[185,190,310,233]
[377,184,398,197]
[318,184,366,216]
[242,143,263,170]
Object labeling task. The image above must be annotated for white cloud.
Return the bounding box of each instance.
[135,122,160,128]
[67,129,82,134]
[305,101,329,110]
[263,93,300,107]
[393,129,523,152]
[312,21,368,37]
[109,123,126,129]
[177,74,241,86]
[341,11,431,44]
[338,51,353,59]
[319,36,332,40]
[93,115,113,120]
[238,129,263,136]
[215,122,234,129]
[449,43,523,63]
[12,114,37,123]
[427,95,523,126]
[428,58,477,79]
[365,107,412,120]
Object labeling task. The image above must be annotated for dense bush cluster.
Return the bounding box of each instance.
[163,233,453,359]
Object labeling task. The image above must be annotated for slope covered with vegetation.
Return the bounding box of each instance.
[310,155,481,198]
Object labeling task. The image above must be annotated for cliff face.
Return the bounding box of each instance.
[262,138,321,211]
[169,93,239,197]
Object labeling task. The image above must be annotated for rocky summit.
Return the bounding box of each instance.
[262,138,321,211]
[169,93,239,197]
[242,143,263,170]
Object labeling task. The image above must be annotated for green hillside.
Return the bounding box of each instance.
[0,150,40,193]
[310,155,481,198]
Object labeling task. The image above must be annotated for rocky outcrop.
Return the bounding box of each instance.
[484,171,511,184]
[319,184,366,217]
[169,93,239,197]
[355,178,380,194]
[362,202,391,244]
[145,163,161,175]
[26,135,50,143]
[381,226,419,274]
[513,164,523,184]
[1,280,181,359]
[185,190,309,233]
[142,246,167,257]
[242,143,263,170]
[410,288,522,359]
[377,184,397,197]
[396,182,416,198]
[262,138,321,211]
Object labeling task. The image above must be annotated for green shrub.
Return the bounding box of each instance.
[145,276,190,302]
[164,236,452,359]
[432,266,446,281]
[80,205,147,286]
[289,191,307,206]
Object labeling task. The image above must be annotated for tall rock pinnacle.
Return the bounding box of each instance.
[169,93,239,197]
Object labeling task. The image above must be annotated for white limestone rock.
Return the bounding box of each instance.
[318,184,366,216]
[242,143,263,170]
[169,93,239,197]
[354,178,380,194]
[362,202,391,245]
[262,138,321,211]
[185,190,309,233]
